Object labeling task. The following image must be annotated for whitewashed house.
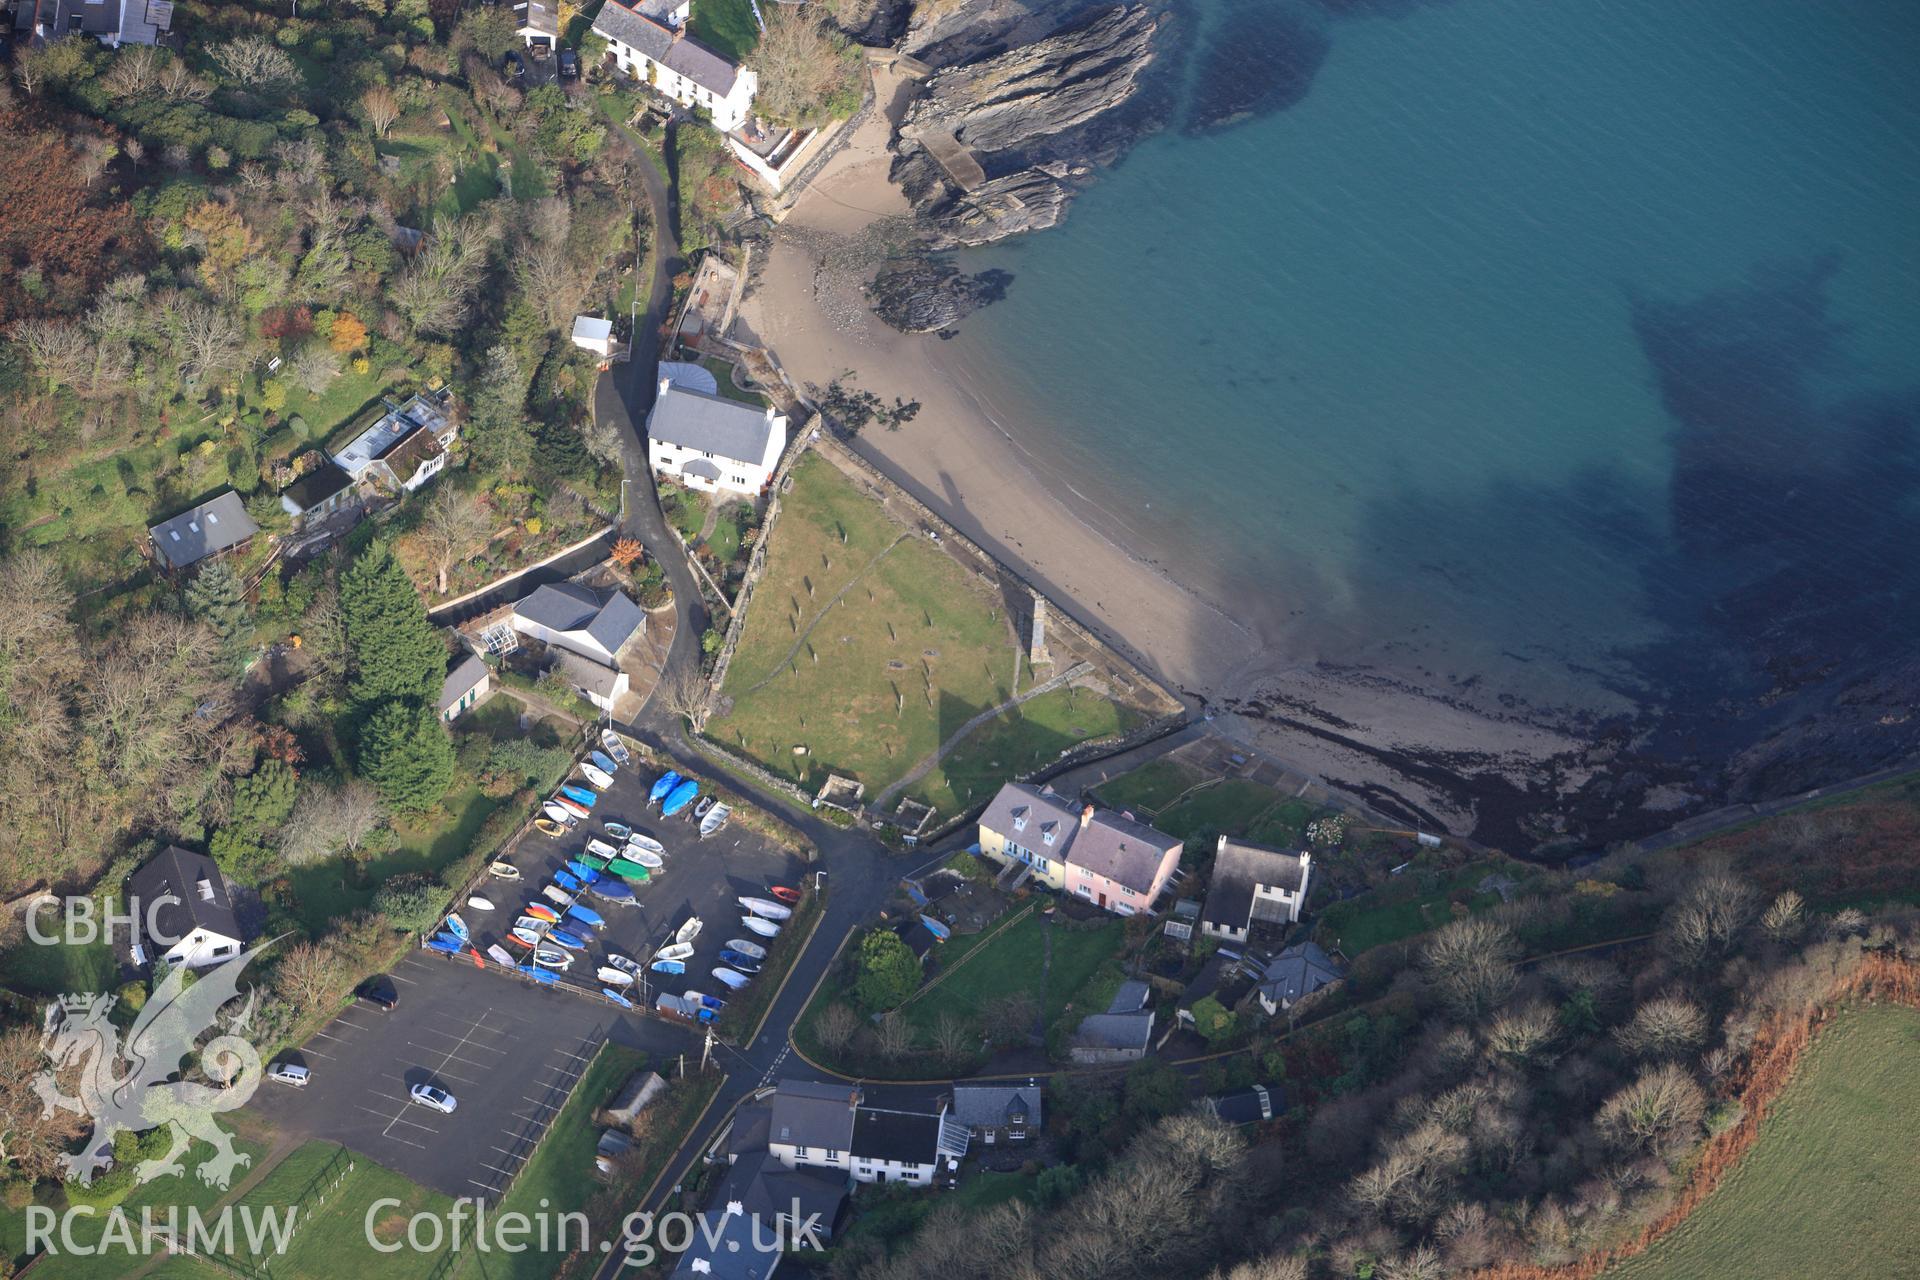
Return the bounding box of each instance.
[127,847,247,971]
[764,1081,965,1187]
[646,377,787,496]
[513,0,558,51]
[1200,838,1312,943]
[511,583,644,666]
[332,392,459,495]
[592,0,759,132]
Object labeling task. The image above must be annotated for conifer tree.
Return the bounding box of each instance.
[184,560,251,670]
[357,699,455,811]
[339,542,445,709]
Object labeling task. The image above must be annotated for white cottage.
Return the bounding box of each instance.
[646,377,786,496]
[592,0,759,132]
[127,847,247,971]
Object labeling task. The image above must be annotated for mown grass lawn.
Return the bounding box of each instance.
[902,910,1123,1036]
[1315,860,1508,954]
[1608,1003,1920,1280]
[905,684,1144,816]
[688,0,760,62]
[1092,758,1206,814]
[223,1142,453,1279]
[283,785,502,934]
[0,893,121,996]
[701,356,769,408]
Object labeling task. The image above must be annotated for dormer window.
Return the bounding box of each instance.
[1010,807,1028,833]
[1041,822,1057,846]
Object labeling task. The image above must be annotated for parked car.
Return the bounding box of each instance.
[529,41,550,61]
[268,1063,310,1088]
[410,1083,458,1114]
[356,979,399,1011]
[558,47,579,79]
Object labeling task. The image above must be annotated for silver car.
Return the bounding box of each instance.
[409,1083,457,1114]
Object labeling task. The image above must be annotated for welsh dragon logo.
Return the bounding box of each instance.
[33,948,267,1190]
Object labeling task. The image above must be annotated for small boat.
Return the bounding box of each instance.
[674,917,703,946]
[607,858,652,882]
[691,795,715,821]
[918,914,952,942]
[650,958,686,975]
[427,933,464,954]
[541,885,573,908]
[547,929,588,951]
[718,949,762,973]
[579,762,615,791]
[517,964,559,985]
[554,870,582,892]
[560,784,598,809]
[565,903,605,931]
[514,914,548,932]
[487,861,522,880]
[603,822,633,842]
[697,994,727,1013]
[699,804,731,839]
[656,941,695,963]
[585,838,621,860]
[542,803,578,827]
[533,947,573,969]
[466,896,494,912]
[579,853,609,870]
[590,880,637,903]
[526,903,560,923]
[602,988,635,1009]
[628,850,663,870]
[588,749,619,775]
[767,885,802,905]
[740,915,780,938]
[597,965,635,987]
[534,818,569,838]
[486,944,516,966]
[553,795,591,821]
[712,967,750,990]
[649,771,681,805]
[566,859,602,883]
[739,897,792,921]
[626,833,666,856]
[509,926,542,947]
[601,729,631,766]
[662,779,699,817]
[724,938,767,960]
[605,953,642,976]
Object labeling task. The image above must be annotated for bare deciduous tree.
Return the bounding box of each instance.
[1663,867,1758,968]
[361,84,401,138]
[1486,1003,1558,1067]
[750,8,858,125]
[875,1012,915,1059]
[813,1002,858,1054]
[1422,917,1519,1021]
[1760,889,1805,943]
[157,56,211,102]
[0,1026,88,1180]
[931,1012,974,1062]
[290,339,341,394]
[1213,1254,1310,1280]
[277,940,346,1012]
[1378,1246,1445,1280]
[418,486,493,595]
[166,298,245,384]
[11,318,93,394]
[1595,1063,1707,1158]
[1615,996,1708,1061]
[654,666,711,728]
[982,990,1039,1044]
[211,36,298,88]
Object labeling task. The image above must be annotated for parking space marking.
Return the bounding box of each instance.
[384,1134,429,1150]
[386,970,421,985]
[478,1162,520,1178]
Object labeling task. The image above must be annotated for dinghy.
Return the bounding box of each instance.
[605,953,642,977]
[517,964,559,985]
[534,818,569,838]
[724,938,767,960]
[649,771,681,805]
[918,914,952,942]
[767,885,803,905]
[542,803,577,826]
[533,947,573,969]
[560,784,598,809]
[696,993,727,1012]
[603,821,633,842]
[554,795,591,821]
[674,917,704,946]
[565,859,601,883]
[427,933,464,954]
[740,915,780,938]
[662,779,699,817]
[487,861,522,880]
[579,853,609,870]
[597,965,635,987]
[601,728,631,766]
[554,870,581,892]
[585,837,621,859]
[514,915,548,933]
[466,896,494,912]
[626,833,666,856]
[712,967,750,990]
[718,949,762,973]
[650,958,685,975]
[547,929,588,951]
[655,941,695,963]
[739,896,792,921]
[628,849,663,870]
[579,762,615,791]
[541,885,573,908]
[587,749,619,775]
[526,903,561,923]
[487,944,516,966]
[565,902,605,931]
[590,880,637,903]
[699,804,731,839]
[602,988,635,1009]
[607,858,652,882]
[691,795,715,822]
[507,931,538,948]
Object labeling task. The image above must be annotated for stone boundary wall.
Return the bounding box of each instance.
[700,432,819,715]
[690,734,818,812]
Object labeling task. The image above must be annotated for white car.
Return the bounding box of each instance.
[409,1083,457,1114]
[268,1063,309,1088]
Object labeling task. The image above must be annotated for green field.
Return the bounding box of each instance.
[687,0,760,62]
[904,684,1144,816]
[1608,1003,1920,1280]
[902,910,1124,1037]
[1092,759,1206,814]
[227,1142,453,1278]
[701,356,770,408]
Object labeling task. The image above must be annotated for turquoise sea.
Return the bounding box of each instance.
[952,0,1920,772]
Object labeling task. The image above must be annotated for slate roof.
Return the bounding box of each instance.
[556,650,623,700]
[516,583,644,656]
[1208,1083,1284,1127]
[1204,838,1309,931]
[1071,811,1180,896]
[769,1079,859,1152]
[438,654,490,716]
[149,492,260,571]
[711,1151,847,1241]
[950,1083,1041,1132]
[1107,980,1150,1014]
[850,1107,943,1166]
[594,1,743,96]
[1071,1011,1153,1053]
[514,0,559,38]
[280,462,352,515]
[726,1102,773,1158]
[1257,942,1344,1006]
[572,315,613,346]
[648,383,779,465]
[128,847,243,951]
[669,1207,777,1280]
[15,0,119,37]
[979,783,1082,851]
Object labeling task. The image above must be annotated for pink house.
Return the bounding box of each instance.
[1060,805,1183,915]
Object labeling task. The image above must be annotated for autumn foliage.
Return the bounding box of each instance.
[0,104,141,324]
[329,311,369,353]
[610,537,646,569]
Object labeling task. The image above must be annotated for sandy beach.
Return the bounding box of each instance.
[737,73,1606,841]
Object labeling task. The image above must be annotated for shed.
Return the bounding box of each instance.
[603,1070,667,1126]
[571,315,615,357]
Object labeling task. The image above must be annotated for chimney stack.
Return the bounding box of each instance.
[1080,803,1094,830]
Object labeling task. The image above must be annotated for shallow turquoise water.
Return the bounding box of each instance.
[955,0,1920,731]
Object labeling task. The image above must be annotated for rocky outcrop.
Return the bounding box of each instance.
[922,164,1085,247]
[867,257,1016,332]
